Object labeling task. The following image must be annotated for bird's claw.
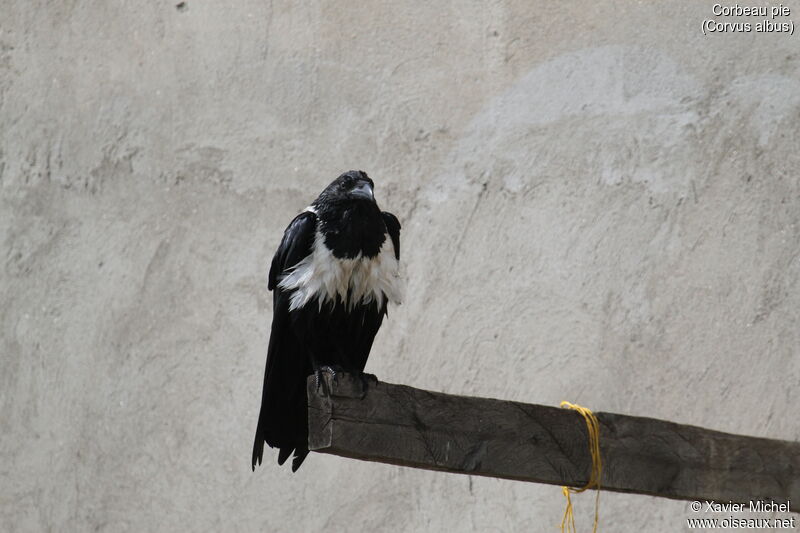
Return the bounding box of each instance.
[314,365,343,393]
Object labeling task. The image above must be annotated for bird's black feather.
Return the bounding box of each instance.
[382,211,401,260]
[267,212,317,291]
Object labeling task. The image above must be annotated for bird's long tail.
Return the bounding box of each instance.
[252,324,310,472]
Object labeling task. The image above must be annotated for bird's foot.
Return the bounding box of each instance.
[314,365,344,393]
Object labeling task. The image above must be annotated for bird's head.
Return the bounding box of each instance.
[315,170,376,207]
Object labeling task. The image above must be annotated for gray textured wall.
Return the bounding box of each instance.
[2,2,799,532]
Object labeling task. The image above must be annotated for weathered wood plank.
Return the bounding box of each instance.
[307,373,800,506]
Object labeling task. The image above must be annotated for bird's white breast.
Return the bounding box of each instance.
[277,229,402,311]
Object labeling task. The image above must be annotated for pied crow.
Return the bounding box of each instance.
[252,170,402,472]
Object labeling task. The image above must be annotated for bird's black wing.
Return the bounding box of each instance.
[253,210,317,472]
[268,211,318,291]
[381,211,401,260]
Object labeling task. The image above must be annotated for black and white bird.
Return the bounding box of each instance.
[252,170,402,472]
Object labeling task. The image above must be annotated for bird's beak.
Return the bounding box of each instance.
[350,182,374,201]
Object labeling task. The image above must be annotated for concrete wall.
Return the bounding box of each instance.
[2,2,798,531]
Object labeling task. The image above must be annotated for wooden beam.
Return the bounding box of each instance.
[307,373,800,506]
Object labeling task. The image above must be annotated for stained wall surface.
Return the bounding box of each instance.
[1,2,799,532]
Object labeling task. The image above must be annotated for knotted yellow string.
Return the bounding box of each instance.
[559,401,602,533]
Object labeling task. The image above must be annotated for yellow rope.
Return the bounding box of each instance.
[559,401,602,533]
